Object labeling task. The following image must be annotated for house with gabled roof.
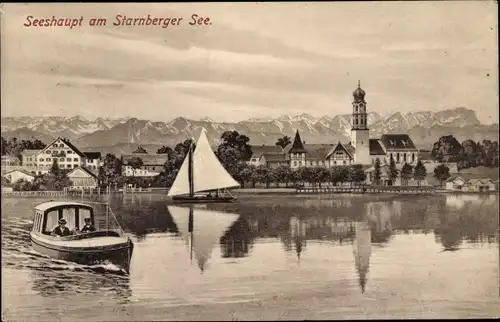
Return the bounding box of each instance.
[21,138,102,175]
[2,169,35,184]
[445,176,466,191]
[67,166,98,190]
[248,145,283,166]
[259,153,288,169]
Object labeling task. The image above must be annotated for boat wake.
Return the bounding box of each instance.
[2,217,128,276]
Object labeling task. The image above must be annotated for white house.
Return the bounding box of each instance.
[67,166,98,190]
[445,176,466,191]
[2,169,35,184]
[462,178,496,192]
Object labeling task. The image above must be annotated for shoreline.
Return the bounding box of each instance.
[2,188,499,198]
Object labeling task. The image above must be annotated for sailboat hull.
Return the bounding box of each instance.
[172,195,235,203]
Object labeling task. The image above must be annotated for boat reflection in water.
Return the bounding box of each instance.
[168,205,240,273]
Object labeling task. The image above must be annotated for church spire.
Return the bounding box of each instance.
[289,129,307,153]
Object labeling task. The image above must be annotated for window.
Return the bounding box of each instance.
[47,158,51,162]
[412,153,415,163]
[67,158,71,162]
[59,158,64,161]
[310,161,313,165]
[333,161,337,165]
[40,158,44,162]
[67,151,72,154]
[73,158,78,162]
[73,164,78,168]
[67,164,71,168]
[403,154,407,162]
[361,141,364,145]
[293,161,297,166]
[343,160,347,165]
[299,161,302,166]
[396,153,400,163]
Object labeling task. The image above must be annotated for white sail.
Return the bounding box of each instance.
[167,128,240,197]
[168,206,239,272]
[167,148,192,197]
[168,205,192,249]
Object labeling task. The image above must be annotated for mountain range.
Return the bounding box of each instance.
[1,107,498,156]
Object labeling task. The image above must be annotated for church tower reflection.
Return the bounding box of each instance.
[353,221,372,293]
[289,216,307,261]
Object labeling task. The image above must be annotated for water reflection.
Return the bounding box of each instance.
[168,205,240,273]
[353,221,371,293]
[220,216,255,258]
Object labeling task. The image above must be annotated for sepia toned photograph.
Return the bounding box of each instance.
[1,1,499,320]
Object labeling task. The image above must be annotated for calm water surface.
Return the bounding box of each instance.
[2,193,499,320]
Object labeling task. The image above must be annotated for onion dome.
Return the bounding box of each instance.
[353,80,365,100]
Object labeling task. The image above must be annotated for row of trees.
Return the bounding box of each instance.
[0,132,475,191]
[1,137,47,160]
[431,135,499,169]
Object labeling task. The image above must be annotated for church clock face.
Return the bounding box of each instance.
[359,102,365,109]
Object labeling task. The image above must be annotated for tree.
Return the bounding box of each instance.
[413,160,427,187]
[274,165,292,187]
[127,156,144,177]
[431,135,462,163]
[348,165,366,186]
[400,163,414,186]
[255,165,273,188]
[434,164,451,187]
[388,155,398,185]
[217,131,253,162]
[132,146,148,154]
[12,178,33,191]
[275,136,292,149]
[313,167,330,188]
[373,158,382,186]
[157,146,173,154]
[101,153,123,188]
[50,159,62,177]
[238,164,255,188]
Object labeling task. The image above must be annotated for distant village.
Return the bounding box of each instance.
[1,84,498,194]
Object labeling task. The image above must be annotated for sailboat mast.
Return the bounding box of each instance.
[189,207,194,262]
[188,143,194,197]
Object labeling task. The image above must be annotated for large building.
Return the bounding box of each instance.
[258,83,420,170]
[17,137,102,175]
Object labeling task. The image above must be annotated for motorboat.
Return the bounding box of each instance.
[30,201,134,273]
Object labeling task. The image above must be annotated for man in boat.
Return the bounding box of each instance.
[51,218,72,237]
[81,218,96,233]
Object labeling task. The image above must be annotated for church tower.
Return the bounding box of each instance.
[351,81,370,165]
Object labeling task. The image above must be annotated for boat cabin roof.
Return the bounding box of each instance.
[35,201,93,213]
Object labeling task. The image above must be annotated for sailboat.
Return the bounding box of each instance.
[168,205,239,272]
[167,128,240,203]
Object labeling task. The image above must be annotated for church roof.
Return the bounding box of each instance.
[250,145,283,159]
[380,134,417,151]
[369,139,386,155]
[260,153,287,162]
[288,130,307,154]
[306,144,333,160]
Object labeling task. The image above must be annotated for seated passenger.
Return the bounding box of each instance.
[81,218,96,233]
[51,219,72,237]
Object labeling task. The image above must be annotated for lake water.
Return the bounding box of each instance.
[2,193,499,320]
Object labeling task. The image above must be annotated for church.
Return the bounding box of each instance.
[252,82,420,170]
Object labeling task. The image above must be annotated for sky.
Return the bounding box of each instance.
[1,2,498,124]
